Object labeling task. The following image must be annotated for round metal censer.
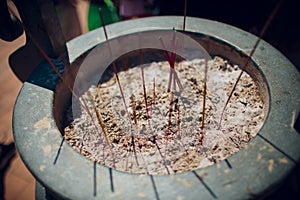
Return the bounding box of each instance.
[13,16,300,199]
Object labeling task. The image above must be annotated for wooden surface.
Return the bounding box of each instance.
[0,34,36,199]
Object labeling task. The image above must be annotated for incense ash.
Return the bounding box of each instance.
[64,56,264,175]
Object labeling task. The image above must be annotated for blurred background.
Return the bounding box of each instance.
[0,0,299,199]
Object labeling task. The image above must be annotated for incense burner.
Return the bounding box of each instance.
[13,16,300,199]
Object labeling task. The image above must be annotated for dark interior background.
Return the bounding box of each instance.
[158,0,300,72]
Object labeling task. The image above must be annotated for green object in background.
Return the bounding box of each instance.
[88,0,119,31]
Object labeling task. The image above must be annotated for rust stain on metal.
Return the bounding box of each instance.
[176,195,184,200]
[169,174,175,181]
[137,192,146,198]
[34,117,51,130]
[268,159,274,172]
[278,157,288,164]
[39,165,45,172]
[257,153,262,161]
[259,146,267,151]
[177,177,193,188]
[43,145,52,156]
[290,110,296,130]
